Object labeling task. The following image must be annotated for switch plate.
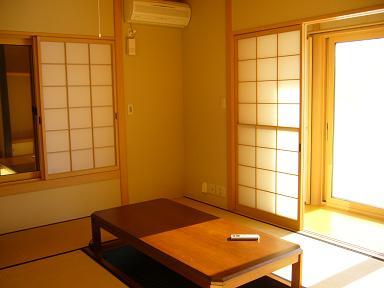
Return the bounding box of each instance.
[128,38,136,55]
[127,104,134,115]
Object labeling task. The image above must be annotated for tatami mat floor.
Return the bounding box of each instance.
[0,197,383,287]
[0,217,115,269]
[0,250,126,288]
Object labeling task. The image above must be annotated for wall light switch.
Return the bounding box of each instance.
[127,104,134,115]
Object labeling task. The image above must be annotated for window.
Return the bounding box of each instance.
[324,28,384,214]
[309,22,384,218]
[0,40,40,182]
[0,35,118,186]
[38,38,117,178]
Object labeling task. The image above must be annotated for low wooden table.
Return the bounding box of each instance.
[89,198,302,288]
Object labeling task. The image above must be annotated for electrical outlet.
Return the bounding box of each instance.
[207,183,216,195]
[201,182,207,193]
[216,185,226,197]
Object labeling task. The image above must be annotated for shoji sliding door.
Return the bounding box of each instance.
[234,27,302,230]
[38,38,117,178]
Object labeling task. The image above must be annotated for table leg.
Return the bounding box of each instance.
[291,253,302,288]
[90,217,102,256]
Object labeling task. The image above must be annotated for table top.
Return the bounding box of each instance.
[92,198,301,285]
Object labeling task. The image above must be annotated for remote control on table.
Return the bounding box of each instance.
[230,234,260,241]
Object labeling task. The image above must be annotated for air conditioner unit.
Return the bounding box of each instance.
[124,0,191,28]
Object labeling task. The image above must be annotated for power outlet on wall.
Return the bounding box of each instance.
[207,183,216,194]
[202,181,226,198]
[216,185,226,197]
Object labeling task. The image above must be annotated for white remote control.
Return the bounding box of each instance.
[230,234,260,241]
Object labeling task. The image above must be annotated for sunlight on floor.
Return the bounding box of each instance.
[304,205,384,254]
[276,232,383,288]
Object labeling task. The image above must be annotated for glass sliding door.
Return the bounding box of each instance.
[326,30,384,213]
[235,27,302,230]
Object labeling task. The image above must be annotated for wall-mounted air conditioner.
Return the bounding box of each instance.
[124,0,191,28]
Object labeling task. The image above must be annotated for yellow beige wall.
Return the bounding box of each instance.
[123,23,184,203]
[0,179,120,233]
[0,0,119,234]
[0,0,114,36]
[232,0,384,31]
[182,0,228,208]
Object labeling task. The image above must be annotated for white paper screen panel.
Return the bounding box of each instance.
[68,86,91,107]
[47,152,71,174]
[257,190,276,213]
[95,147,115,168]
[69,108,92,129]
[40,40,117,176]
[238,104,256,125]
[93,127,115,147]
[70,129,93,150]
[238,165,255,188]
[278,30,301,56]
[45,131,69,153]
[256,169,275,192]
[92,86,113,106]
[276,195,298,220]
[66,43,89,64]
[238,125,255,146]
[40,42,65,63]
[93,107,114,127]
[44,109,68,131]
[238,60,256,82]
[238,82,256,103]
[257,34,277,58]
[278,80,300,103]
[67,65,90,86]
[277,173,298,198]
[236,29,301,221]
[91,65,112,85]
[257,104,277,126]
[43,87,67,108]
[238,185,256,208]
[42,65,66,86]
[278,56,300,80]
[257,58,277,81]
[256,129,276,148]
[90,44,112,64]
[238,145,255,167]
[258,81,277,103]
[238,37,256,60]
[71,149,94,171]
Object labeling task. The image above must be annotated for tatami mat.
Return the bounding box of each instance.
[0,250,127,288]
[0,217,115,269]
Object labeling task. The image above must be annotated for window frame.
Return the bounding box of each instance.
[324,26,384,219]
[0,35,42,184]
[36,36,119,180]
[0,33,121,195]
